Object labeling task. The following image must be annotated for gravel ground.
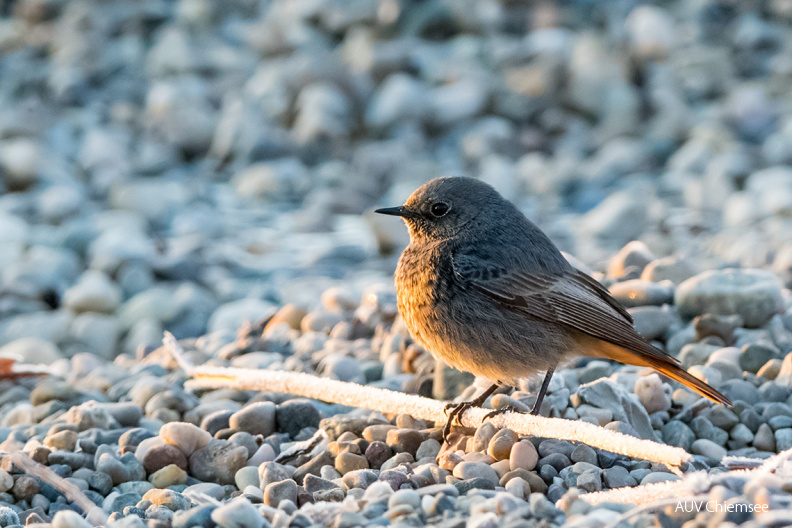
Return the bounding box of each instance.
[4,0,792,527]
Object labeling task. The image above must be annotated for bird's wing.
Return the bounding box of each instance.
[451,251,674,363]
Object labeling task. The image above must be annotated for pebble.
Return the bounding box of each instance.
[159,422,212,457]
[188,440,249,485]
[675,269,784,328]
[275,400,321,437]
[509,441,538,472]
[487,429,518,461]
[335,452,369,474]
[263,477,298,507]
[142,444,189,474]
[142,488,192,511]
[691,439,728,460]
[634,373,671,414]
[453,462,500,487]
[228,402,276,436]
[211,497,264,528]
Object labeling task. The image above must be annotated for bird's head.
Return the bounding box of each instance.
[375,176,508,242]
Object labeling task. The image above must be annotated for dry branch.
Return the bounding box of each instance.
[164,333,692,469]
[584,446,792,528]
[8,453,108,526]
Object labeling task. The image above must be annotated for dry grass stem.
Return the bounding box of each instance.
[164,333,692,468]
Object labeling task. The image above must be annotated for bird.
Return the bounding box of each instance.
[375,176,731,442]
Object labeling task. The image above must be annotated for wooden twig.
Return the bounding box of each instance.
[163,333,692,469]
[8,453,108,526]
[588,446,792,528]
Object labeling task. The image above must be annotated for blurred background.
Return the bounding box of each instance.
[1,0,792,360]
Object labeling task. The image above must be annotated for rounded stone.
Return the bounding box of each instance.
[263,479,298,507]
[211,496,265,528]
[188,439,249,485]
[335,452,369,475]
[142,488,192,511]
[509,441,538,472]
[44,430,78,451]
[149,464,188,489]
[691,438,728,460]
[142,444,189,474]
[452,462,499,487]
[275,400,321,437]
[229,402,276,437]
[675,269,784,328]
[487,429,518,461]
[160,422,212,457]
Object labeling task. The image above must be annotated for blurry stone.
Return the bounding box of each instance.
[582,191,649,249]
[293,83,351,144]
[634,374,671,414]
[207,300,276,333]
[366,73,425,128]
[62,270,122,314]
[146,79,217,156]
[229,402,276,437]
[0,138,40,190]
[608,280,674,308]
[675,269,784,327]
[433,359,475,400]
[188,439,248,485]
[232,158,309,203]
[625,5,675,60]
[641,257,697,285]
[693,314,743,345]
[427,79,488,127]
[629,305,673,341]
[739,343,779,374]
[0,337,62,364]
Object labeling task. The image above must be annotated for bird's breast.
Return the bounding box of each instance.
[394,244,451,344]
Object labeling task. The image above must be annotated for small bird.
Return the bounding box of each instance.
[376,176,731,441]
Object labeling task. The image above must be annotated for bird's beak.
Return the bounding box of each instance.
[375,206,414,218]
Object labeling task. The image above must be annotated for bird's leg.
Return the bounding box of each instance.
[482,366,557,420]
[530,365,555,415]
[442,383,500,443]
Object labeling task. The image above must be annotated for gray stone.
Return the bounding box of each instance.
[576,379,655,439]
[602,466,636,488]
[229,402,276,436]
[609,280,674,308]
[675,269,784,328]
[263,479,297,507]
[691,439,727,460]
[211,497,264,528]
[276,400,321,437]
[188,440,248,485]
[662,421,695,451]
[452,462,499,487]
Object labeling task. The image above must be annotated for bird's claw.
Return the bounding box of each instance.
[442,401,474,444]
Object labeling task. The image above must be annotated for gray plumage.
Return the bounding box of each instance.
[377,176,730,406]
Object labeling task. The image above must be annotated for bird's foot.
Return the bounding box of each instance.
[483,405,525,421]
[442,401,475,444]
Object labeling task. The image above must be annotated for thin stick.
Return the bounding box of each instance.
[163,333,692,469]
[8,453,108,526]
[587,446,792,528]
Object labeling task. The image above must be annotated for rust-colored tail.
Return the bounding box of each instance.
[581,334,732,406]
[642,358,732,405]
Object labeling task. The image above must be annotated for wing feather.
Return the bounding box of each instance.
[451,252,674,364]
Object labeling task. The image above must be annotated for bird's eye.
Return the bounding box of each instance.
[430,202,450,217]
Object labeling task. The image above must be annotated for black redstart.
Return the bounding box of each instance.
[376,176,730,441]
